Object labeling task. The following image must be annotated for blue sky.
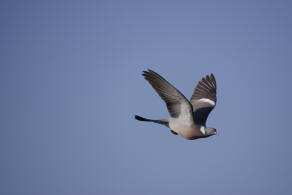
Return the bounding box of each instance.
[1,0,292,194]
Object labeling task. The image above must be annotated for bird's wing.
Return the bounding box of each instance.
[142,69,192,118]
[190,74,217,126]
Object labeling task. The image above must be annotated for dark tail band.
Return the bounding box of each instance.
[135,115,151,121]
[134,115,169,127]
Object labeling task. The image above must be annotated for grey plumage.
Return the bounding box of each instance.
[142,70,192,118]
[190,73,217,126]
[135,69,218,140]
[135,115,169,127]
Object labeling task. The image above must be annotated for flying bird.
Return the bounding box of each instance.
[135,69,218,140]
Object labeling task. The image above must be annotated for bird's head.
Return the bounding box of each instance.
[205,127,219,137]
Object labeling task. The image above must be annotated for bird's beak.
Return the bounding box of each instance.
[215,132,219,136]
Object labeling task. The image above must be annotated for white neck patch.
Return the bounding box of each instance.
[198,98,215,106]
[200,126,206,135]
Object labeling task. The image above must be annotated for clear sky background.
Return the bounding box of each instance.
[1,0,292,195]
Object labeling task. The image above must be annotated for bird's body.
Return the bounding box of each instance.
[135,69,218,140]
[168,104,202,139]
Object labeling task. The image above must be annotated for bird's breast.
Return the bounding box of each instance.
[169,116,204,139]
[177,126,204,139]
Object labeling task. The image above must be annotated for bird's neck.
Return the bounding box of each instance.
[199,126,206,135]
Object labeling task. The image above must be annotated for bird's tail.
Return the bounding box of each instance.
[134,115,169,127]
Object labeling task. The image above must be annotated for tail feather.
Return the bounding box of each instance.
[135,115,151,121]
[134,115,169,127]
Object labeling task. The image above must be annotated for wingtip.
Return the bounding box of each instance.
[210,73,215,79]
[141,69,151,72]
[141,69,159,80]
[141,70,149,77]
[205,73,214,79]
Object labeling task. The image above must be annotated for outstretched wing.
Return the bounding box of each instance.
[142,69,192,118]
[190,74,217,126]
